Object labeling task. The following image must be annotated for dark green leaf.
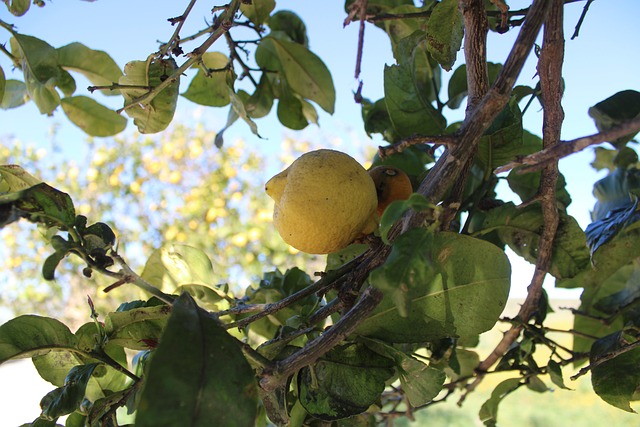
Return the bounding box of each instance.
[0,66,5,102]
[57,42,123,96]
[361,97,400,142]
[119,58,180,134]
[470,203,590,280]
[478,98,527,169]
[245,73,274,118]
[393,30,441,105]
[0,79,28,109]
[240,0,275,26]
[255,36,335,113]
[42,250,67,280]
[56,69,76,97]
[10,34,59,83]
[182,52,232,107]
[0,315,76,363]
[381,4,433,57]
[591,331,640,412]
[379,193,432,244]
[507,162,572,209]
[61,96,127,136]
[5,0,30,16]
[298,343,394,420]
[229,88,261,137]
[268,11,308,46]
[589,90,640,148]
[478,378,522,427]
[384,64,446,137]
[0,182,76,229]
[360,337,445,406]
[40,364,99,420]
[547,360,571,390]
[425,0,463,70]
[359,230,510,342]
[448,62,502,109]
[277,84,308,130]
[136,293,258,427]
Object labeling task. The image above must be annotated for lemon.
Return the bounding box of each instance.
[265,149,379,254]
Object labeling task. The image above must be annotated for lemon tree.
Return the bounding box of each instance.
[3,1,640,427]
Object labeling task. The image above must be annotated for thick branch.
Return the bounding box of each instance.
[402,0,553,232]
[474,0,565,378]
[259,286,383,392]
[495,117,640,174]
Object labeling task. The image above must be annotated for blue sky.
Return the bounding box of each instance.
[2,0,640,299]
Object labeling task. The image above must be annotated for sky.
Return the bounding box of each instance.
[1,1,640,424]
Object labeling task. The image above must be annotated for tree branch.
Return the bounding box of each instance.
[402,0,553,233]
[259,286,383,392]
[495,117,640,174]
[464,0,565,399]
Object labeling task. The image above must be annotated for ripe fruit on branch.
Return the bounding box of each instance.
[368,165,413,217]
[265,149,379,254]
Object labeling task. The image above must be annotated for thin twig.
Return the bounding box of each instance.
[571,0,594,39]
[159,0,198,57]
[378,135,457,159]
[571,339,640,380]
[495,116,640,174]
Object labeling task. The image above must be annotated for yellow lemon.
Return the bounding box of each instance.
[265,149,379,254]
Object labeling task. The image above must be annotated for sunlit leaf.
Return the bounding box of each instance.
[141,243,216,292]
[0,182,76,229]
[182,52,232,107]
[256,36,335,113]
[479,378,522,426]
[57,42,123,96]
[240,0,275,26]
[136,293,258,427]
[359,230,510,342]
[5,0,30,16]
[61,96,127,136]
[119,58,180,134]
[104,305,170,350]
[0,79,28,109]
[0,66,5,102]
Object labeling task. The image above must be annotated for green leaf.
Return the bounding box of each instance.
[42,249,67,280]
[547,360,571,390]
[448,62,502,109]
[245,73,274,118]
[61,96,127,136]
[384,64,446,137]
[0,315,76,363]
[381,4,433,58]
[119,58,180,134]
[5,0,30,16]
[10,34,59,83]
[0,164,42,191]
[361,97,401,142]
[140,243,216,292]
[0,182,76,229]
[591,331,640,412]
[240,0,275,26]
[507,163,572,209]
[589,90,640,148]
[298,343,394,420]
[478,98,528,169]
[379,193,433,244]
[0,79,28,109]
[0,66,5,102]
[104,305,170,350]
[358,230,510,342]
[182,52,232,107]
[425,0,463,70]
[478,378,522,426]
[277,83,308,130]
[40,364,99,420]
[469,203,590,280]
[229,88,261,137]
[267,11,308,46]
[136,293,258,427]
[24,69,60,115]
[57,42,123,96]
[360,337,445,406]
[255,36,335,113]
